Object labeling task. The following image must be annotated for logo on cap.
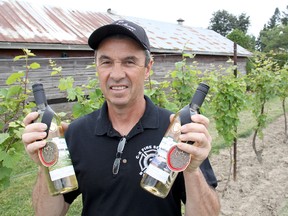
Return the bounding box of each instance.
[115,20,137,33]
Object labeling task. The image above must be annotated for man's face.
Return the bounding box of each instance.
[96,37,152,109]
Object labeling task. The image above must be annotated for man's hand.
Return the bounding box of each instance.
[22,112,69,165]
[170,113,212,173]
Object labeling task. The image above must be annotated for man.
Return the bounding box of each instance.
[22,20,220,216]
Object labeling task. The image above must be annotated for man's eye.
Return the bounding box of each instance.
[124,60,135,65]
[101,61,111,65]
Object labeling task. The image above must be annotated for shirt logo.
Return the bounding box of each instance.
[136,145,158,175]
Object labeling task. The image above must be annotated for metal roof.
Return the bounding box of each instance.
[0,0,251,56]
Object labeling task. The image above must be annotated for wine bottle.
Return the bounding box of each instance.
[32,83,78,196]
[140,82,209,198]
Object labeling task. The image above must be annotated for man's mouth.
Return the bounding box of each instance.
[110,86,128,90]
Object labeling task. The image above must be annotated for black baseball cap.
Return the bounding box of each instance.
[88,20,150,51]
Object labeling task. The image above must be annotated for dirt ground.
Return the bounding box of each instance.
[210,115,288,216]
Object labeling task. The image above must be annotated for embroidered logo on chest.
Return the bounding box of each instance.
[136,145,158,175]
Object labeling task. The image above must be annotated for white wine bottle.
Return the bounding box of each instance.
[140,82,209,198]
[32,83,78,196]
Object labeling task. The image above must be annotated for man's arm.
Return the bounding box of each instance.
[33,167,69,216]
[22,112,70,216]
[183,169,220,216]
[176,114,220,215]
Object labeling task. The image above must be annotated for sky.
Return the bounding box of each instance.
[23,0,288,36]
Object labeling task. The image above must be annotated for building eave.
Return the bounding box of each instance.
[0,42,92,51]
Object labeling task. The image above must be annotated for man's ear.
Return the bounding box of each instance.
[145,60,154,79]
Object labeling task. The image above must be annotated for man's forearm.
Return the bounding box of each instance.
[184,168,220,216]
[33,166,69,216]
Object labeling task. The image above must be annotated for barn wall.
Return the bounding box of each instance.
[0,50,248,106]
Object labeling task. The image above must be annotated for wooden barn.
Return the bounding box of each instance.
[0,0,252,106]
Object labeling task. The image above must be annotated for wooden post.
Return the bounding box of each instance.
[233,42,238,181]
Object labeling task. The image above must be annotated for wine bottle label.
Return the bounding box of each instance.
[145,162,170,184]
[167,146,191,171]
[166,108,196,172]
[50,165,75,181]
[39,141,59,167]
[145,137,177,183]
[47,137,76,181]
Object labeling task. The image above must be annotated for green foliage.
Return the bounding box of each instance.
[267,8,282,29]
[2,48,288,206]
[208,10,250,36]
[207,66,247,145]
[0,49,35,191]
[276,63,288,141]
[167,54,202,109]
[227,29,256,51]
[144,70,177,111]
[246,52,279,148]
[257,4,288,52]
[49,60,105,119]
[258,25,288,52]
[276,63,288,100]
[282,5,288,25]
[247,53,279,163]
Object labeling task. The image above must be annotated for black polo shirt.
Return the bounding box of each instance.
[64,96,217,216]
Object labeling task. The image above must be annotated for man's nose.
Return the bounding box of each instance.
[110,61,126,80]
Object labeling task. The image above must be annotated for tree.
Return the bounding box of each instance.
[258,25,288,52]
[257,5,288,51]
[208,10,250,36]
[281,5,288,25]
[234,13,250,34]
[227,29,256,51]
[208,10,235,36]
[267,8,281,29]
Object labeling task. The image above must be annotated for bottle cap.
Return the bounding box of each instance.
[32,83,47,105]
[191,82,210,108]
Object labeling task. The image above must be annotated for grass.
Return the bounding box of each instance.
[0,151,83,215]
[279,199,288,216]
[0,97,287,215]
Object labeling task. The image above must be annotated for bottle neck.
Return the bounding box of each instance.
[36,102,48,112]
[33,85,48,112]
[190,103,200,112]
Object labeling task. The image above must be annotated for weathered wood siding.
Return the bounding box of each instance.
[0,56,96,101]
[0,53,247,106]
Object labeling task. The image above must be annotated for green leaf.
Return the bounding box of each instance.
[13,55,27,61]
[0,133,9,145]
[51,71,58,76]
[0,149,20,168]
[58,77,74,91]
[57,112,67,118]
[0,88,8,98]
[23,48,36,57]
[72,103,84,118]
[7,85,22,98]
[6,72,25,85]
[8,121,19,128]
[0,166,12,191]
[29,62,41,70]
[182,53,194,58]
[67,88,77,101]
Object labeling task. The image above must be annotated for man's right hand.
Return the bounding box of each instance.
[22,112,70,165]
[22,112,48,165]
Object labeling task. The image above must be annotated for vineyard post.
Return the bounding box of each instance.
[233,42,238,181]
